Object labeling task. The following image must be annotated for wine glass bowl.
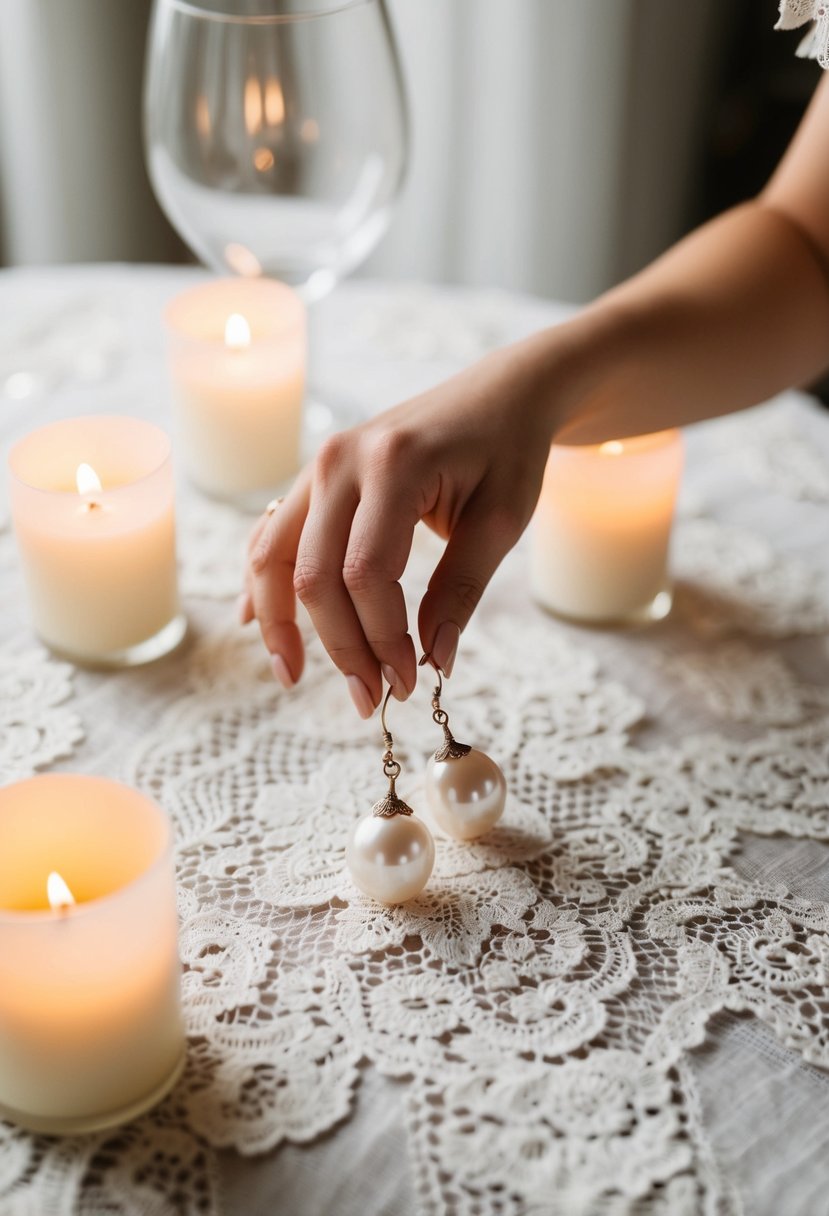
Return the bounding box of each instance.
[144,0,408,302]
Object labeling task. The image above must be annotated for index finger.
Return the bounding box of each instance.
[343,490,419,699]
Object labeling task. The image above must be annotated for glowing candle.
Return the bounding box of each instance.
[165,278,306,508]
[0,775,185,1134]
[46,871,75,910]
[8,415,185,666]
[530,430,683,624]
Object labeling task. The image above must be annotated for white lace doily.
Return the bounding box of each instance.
[1,271,828,1216]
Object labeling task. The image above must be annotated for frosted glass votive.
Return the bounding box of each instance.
[165,278,306,509]
[0,774,185,1135]
[8,415,186,666]
[530,429,683,624]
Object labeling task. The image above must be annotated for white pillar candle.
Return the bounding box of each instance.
[530,430,683,624]
[8,415,185,666]
[0,774,185,1134]
[164,278,306,507]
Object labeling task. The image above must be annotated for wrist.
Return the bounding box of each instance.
[528,297,641,445]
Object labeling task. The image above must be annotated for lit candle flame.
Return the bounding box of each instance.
[264,78,285,126]
[225,313,252,350]
[244,76,263,136]
[195,93,212,138]
[76,462,103,496]
[47,871,75,911]
[599,440,625,456]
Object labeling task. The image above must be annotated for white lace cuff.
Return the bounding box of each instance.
[777,0,829,67]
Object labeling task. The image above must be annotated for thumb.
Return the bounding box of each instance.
[417,494,523,675]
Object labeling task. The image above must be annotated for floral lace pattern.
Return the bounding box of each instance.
[673,517,829,639]
[0,646,83,783]
[1,271,828,1214]
[0,292,127,403]
[5,545,829,1212]
[714,406,829,504]
[179,499,251,602]
[777,0,829,67]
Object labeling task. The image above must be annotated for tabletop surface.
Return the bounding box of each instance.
[1,265,829,1216]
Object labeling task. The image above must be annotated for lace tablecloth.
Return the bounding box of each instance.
[1,266,829,1216]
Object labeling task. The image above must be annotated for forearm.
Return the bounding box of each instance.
[529,199,829,445]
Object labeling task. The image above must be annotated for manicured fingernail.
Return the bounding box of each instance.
[236,593,252,625]
[381,663,407,701]
[432,621,460,677]
[270,653,295,690]
[346,674,375,720]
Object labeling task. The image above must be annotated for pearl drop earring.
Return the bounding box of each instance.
[346,683,435,905]
[421,655,507,841]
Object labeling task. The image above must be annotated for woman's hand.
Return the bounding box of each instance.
[241,71,829,708]
[239,338,558,718]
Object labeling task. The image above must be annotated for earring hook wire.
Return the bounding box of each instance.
[419,652,444,698]
[372,675,413,817]
[419,653,471,761]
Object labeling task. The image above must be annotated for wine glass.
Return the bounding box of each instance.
[143,0,408,304]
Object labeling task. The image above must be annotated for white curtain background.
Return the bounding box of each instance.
[0,0,181,266]
[369,0,729,300]
[0,0,730,303]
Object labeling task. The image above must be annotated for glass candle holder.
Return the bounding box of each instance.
[164,278,306,509]
[0,774,185,1135]
[8,415,186,667]
[530,430,683,625]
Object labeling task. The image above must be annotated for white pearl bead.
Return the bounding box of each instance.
[346,813,435,905]
[425,748,507,840]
